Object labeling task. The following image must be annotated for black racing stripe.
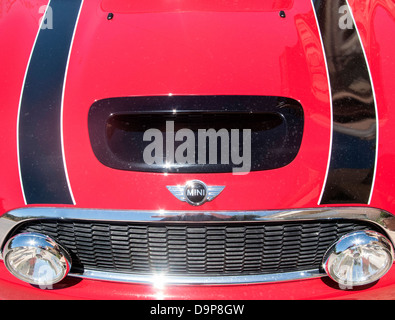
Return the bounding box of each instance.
[313,0,377,204]
[18,0,82,204]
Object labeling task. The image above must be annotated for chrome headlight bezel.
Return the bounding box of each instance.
[2,232,72,286]
[323,230,394,287]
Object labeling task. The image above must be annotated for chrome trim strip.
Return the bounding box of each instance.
[70,269,324,286]
[0,206,393,285]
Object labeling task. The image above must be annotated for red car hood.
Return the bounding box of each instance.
[5,0,391,213]
[61,0,330,211]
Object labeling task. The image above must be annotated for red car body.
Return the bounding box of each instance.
[0,0,395,299]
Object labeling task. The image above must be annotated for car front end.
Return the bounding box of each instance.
[1,0,395,300]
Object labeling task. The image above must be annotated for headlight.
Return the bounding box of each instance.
[2,232,71,286]
[323,230,394,287]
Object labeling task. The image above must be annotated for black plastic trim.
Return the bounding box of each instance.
[88,95,304,173]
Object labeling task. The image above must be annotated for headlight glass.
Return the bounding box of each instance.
[323,231,394,287]
[3,233,71,286]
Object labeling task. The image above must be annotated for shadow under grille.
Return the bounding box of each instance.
[13,220,376,276]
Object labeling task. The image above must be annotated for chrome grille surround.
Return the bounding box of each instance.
[0,207,393,285]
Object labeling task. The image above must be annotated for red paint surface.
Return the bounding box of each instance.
[62,0,330,211]
[0,0,394,299]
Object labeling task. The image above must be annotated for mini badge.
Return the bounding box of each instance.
[167,180,225,206]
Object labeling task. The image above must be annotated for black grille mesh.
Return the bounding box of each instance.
[14,220,375,276]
